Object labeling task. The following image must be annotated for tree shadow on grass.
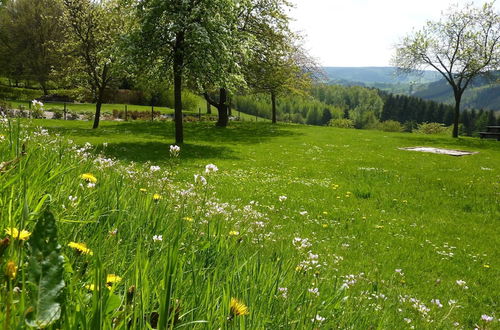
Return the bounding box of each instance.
[394,134,500,152]
[48,120,302,145]
[99,141,238,163]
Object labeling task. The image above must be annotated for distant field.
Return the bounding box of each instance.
[1,120,498,328]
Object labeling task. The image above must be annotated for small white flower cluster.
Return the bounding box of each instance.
[150,165,161,172]
[94,156,115,168]
[297,251,321,272]
[31,99,44,109]
[205,163,218,174]
[293,237,312,250]
[311,314,325,323]
[278,195,287,202]
[169,145,180,157]
[308,287,319,296]
[194,174,207,185]
[33,128,49,137]
[73,142,93,159]
[481,314,494,322]
[152,235,163,242]
[430,299,443,308]
[278,287,288,299]
[456,280,468,289]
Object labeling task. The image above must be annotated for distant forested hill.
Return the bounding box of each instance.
[413,73,500,111]
[322,67,500,110]
[322,67,441,85]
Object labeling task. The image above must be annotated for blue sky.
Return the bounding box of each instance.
[290,0,498,67]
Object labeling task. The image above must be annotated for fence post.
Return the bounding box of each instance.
[64,103,67,120]
[151,105,154,122]
[125,105,128,121]
[199,107,201,121]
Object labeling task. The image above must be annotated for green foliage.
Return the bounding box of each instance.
[328,118,354,128]
[376,120,404,132]
[392,1,499,137]
[0,0,65,93]
[415,122,450,135]
[0,120,499,328]
[25,208,65,328]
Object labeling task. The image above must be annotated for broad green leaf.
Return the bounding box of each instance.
[25,208,66,328]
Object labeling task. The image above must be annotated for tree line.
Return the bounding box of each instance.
[235,84,499,135]
[0,0,315,142]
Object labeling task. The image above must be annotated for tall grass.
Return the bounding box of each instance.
[0,119,498,329]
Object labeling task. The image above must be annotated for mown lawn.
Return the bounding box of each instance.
[1,119,498,329]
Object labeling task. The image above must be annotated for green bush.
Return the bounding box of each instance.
[377,120,404,132]
[415,122,450,135]
[328,118,354,128]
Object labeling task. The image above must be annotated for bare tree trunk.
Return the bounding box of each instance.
[92,87,105,129]
[173,32,184,144]
[206,100,211,114]
[271,91,277,124]
[452,90,462,138]
[228,95,232,116]
[216,88,228,127]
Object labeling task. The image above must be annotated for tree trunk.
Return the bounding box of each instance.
[206,100,211,114]
[92,87,105,129]
[173,32,184,144]
[228,96,232,116]
[452,91,462,138]
[41,81,48,96]
[216,88,228,127]
[271,92,277,124]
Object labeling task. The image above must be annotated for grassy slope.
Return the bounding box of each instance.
[2,120,499,328]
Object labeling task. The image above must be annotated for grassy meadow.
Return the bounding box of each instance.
[0,119,499,329]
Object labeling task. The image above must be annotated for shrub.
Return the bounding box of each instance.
[415,122,450,135]
[403,120,418,132]
[328,118,354,129]
[377,120,404,132]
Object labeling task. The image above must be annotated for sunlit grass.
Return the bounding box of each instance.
[0,119,498,328]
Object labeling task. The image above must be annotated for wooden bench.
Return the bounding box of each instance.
[479,126,500,141]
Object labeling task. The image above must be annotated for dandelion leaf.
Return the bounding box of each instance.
[25,209,65,328]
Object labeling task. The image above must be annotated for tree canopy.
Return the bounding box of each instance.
[393,1,500,137]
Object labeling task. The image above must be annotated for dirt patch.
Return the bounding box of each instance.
[398,147,478,156]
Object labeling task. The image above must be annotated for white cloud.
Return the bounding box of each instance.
[289,0,498,67]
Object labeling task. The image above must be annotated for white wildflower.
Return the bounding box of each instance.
[205,163,218,174]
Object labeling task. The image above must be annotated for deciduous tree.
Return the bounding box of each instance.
[62,0,127,129]
[0,0,65,94]
[393,2,500,137]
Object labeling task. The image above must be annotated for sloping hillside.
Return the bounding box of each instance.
[414,74,500,110]
[323,67,441,85]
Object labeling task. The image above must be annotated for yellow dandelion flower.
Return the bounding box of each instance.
[183,216,193,222]
[153,193,162,201]
[322,211,328,215]
[322,224,328,228]
[68,242,93,255]
[230,298,249,316]
[80,173,97,183]
[5,228,31,240]
[85,284,96,291]
[139,188,147,193]
[106,274,122,284]
[229,231,239,236]
[5,261,17,280]
[483,264,490,268]
[374,225,384,229]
